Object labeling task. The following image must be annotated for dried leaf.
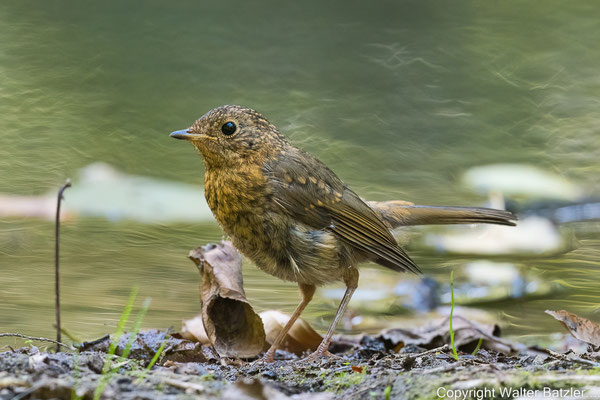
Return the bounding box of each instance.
[259,310,322,355]
[545,310,600,347]
[380,315,522,354]
[180,314,210,344]
[351,365,363,373]
[189,241,265,358]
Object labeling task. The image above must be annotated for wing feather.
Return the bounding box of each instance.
[265,148,421,275]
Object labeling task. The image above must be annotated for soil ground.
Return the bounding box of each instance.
[1,334,599,400]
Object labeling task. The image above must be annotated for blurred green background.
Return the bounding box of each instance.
[1,0,599,344]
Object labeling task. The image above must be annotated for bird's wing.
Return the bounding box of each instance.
[265,149,421,275]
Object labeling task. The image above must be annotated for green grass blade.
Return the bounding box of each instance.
[135,332,169,384]
[106,286,139,361]
[449,271,459,361]
[383,385,392,400]
[120,297,151,362]
[472,338,483,356]
[94,286,139,400]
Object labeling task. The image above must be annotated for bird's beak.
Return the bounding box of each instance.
[169,129,208,141]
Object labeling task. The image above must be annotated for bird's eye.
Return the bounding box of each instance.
[221,121,237,136]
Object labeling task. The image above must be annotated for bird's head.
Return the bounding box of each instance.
[170,105,288,168]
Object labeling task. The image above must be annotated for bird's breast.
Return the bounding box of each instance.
[204,165,270,237]
[203,165,349,285]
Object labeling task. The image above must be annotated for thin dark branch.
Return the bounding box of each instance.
[77,334,110,351]
[0,333,74,350]
[55,179,71,352]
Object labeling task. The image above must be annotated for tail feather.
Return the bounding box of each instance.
[368,200,517,229]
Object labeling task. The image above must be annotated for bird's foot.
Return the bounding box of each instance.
[251,349,276,365]
[302,349,339,363]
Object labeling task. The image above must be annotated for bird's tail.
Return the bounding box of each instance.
[368,200,517,229]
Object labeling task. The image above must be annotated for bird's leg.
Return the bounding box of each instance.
[305,267,359,361]
[260,283,316,363]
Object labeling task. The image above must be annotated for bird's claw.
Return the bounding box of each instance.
[252,352,275,366]
[302,349,338,362]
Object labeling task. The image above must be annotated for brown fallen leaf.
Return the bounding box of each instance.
[259,310,322,355]
[545,309,600,347]
[182,309,322,355]
[180,314,210,345]
[351,365,363,373]
[188,241,265,358]
[380,315,522,354]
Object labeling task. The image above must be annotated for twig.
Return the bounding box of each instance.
[111,360,131,370]
[545,348,600,368]
[55,179,71,352]
[163,378,205,393]
[77,334,110,351]
[420,360,469,375]
[0,333,74,350]
[415,344,449,357]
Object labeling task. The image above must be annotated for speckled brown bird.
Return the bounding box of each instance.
[170,105,516,362]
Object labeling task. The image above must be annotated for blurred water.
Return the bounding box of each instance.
[1,0,599,344]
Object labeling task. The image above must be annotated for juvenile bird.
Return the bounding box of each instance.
[170,105,516,362]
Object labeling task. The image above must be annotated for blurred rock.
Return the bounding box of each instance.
[0,162,214,223]
[462,163,582,201]
[395,277,440,313]
[424,215,573,256]
[442,261,553,305]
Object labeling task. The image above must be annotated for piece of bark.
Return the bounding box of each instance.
[188,241,265,358]
[259,310,322,355]
[545,310,600,347]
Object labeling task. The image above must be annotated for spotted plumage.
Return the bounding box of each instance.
[170,104,517,361]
